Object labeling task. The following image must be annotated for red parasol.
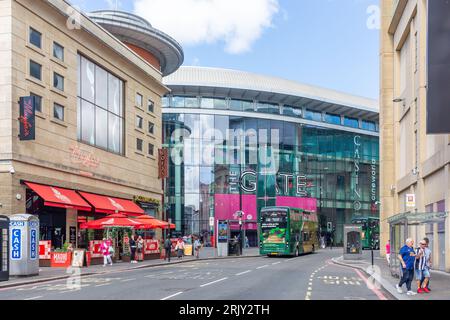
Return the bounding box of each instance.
[79,213,146,229]
[134,215,175,229]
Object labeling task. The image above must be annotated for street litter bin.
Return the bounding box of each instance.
[9,214,39,276]
[343,224,362,260]
[228,239,241,256]
[0,215,9,281]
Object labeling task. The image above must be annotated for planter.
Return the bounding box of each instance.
[121,255,131,263]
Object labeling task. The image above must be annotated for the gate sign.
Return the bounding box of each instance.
[11,229,22,260]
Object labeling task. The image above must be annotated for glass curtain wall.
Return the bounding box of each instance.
[163,112,379,246]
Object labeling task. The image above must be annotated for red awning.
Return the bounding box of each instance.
[78,192,145,216]
[25,182,92,211]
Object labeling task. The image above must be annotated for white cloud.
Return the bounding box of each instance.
[133,0,279,54]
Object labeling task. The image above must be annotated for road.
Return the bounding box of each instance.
[0,249,394,300]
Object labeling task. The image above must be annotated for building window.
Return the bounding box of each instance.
[136,93,143,108]
[173,96,185,108]
[29,60,42,80]
[304,109,322,122]
[324,113,341,125]
[362,120,376,132]
[53,73,64,91]
[257,102,279,114]
[29,27,41,48]
[282,106,302,117]
[136,115,143,129]
[30,93,42,113]
[53,103,64,121]
[53,42,64,61]
[148,121,154,135]
[136,138,143,152]
[77,54,124,154]
[148,99,154,113]
[148,143,154,156]
[343,116,359,128]
[162,97,170,108]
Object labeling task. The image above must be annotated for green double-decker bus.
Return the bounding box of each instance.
[259,206,319,257]
[351,216,380,250]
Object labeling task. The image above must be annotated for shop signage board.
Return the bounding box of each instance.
[158,148,169,179]
[427,1,450,134]
[29,222,38,260]
[19,96,36,141]
[406,194,416,208]
[69,227,76,246]
[10,225,23,261]
[51,252,72,268]
[71,250,85,267]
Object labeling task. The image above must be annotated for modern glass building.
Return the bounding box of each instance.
[162,67,379,247]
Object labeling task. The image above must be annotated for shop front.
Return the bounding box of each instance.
[23,181,163,267]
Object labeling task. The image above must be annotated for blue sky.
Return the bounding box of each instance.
[70,0,380,100]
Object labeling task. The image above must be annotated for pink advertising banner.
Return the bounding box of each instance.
[214,194,317,230]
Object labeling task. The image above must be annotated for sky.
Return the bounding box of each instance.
[69,0,380,100]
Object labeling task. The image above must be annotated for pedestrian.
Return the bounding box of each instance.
[420,237,432,292]
[101,237,113,267]
[137,235,144,262]
[175,237,185,260]
[386,240,391,266]
[194,236,202,259]
[164,236,173,262]
[396,238,417,296]
[415,240,430,294]
[245,235,249,248]
[130,235,137,264]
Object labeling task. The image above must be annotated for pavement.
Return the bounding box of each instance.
[332,250,450,300]
[0,249,394,300]
[0,247,260,289]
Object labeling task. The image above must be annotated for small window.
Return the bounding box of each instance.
[29,27,41,48]
[148,143,154,156]
[148,99,154,113]
[362,120,377,132]
[53,73,64,91]
[148,121,154,134]
[53,42,64,61]
[304,109,322,122]
[136,115,143,129]
[136,93,143,107]
[324,113,341,125]
[53,103,64,121]
[30,60,42,80]
[30,93,42,113]
[136,138,143,152]
[344,117,359,128]
[162,97,170,108]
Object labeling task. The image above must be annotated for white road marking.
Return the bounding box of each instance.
[121,278,136,282]
[200,277,228,287]
[256,265,269,269]
[272,262,281,265]
[24,296,42,300]
[236,270,252,276]
[161,292,184,300]
[95,283,110,287]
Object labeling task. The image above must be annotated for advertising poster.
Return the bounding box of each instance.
[19,96,36,140]
[217,220,228,243]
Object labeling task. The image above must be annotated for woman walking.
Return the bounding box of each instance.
[175,237,185,260]
[137,236,144,262]
[130,235,137,264]
[101,238,113,267]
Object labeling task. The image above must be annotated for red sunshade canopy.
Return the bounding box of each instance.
[78,192,144,216]
[79,213,146,229]
[25,182,92,211]
[134,215,175,229]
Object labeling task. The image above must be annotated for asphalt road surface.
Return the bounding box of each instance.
[0,249,394,300]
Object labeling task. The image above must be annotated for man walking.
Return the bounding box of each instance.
[164,236,173,262]
[396,238,417,296]
[415,240,430,294]
[420,237,432,291]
